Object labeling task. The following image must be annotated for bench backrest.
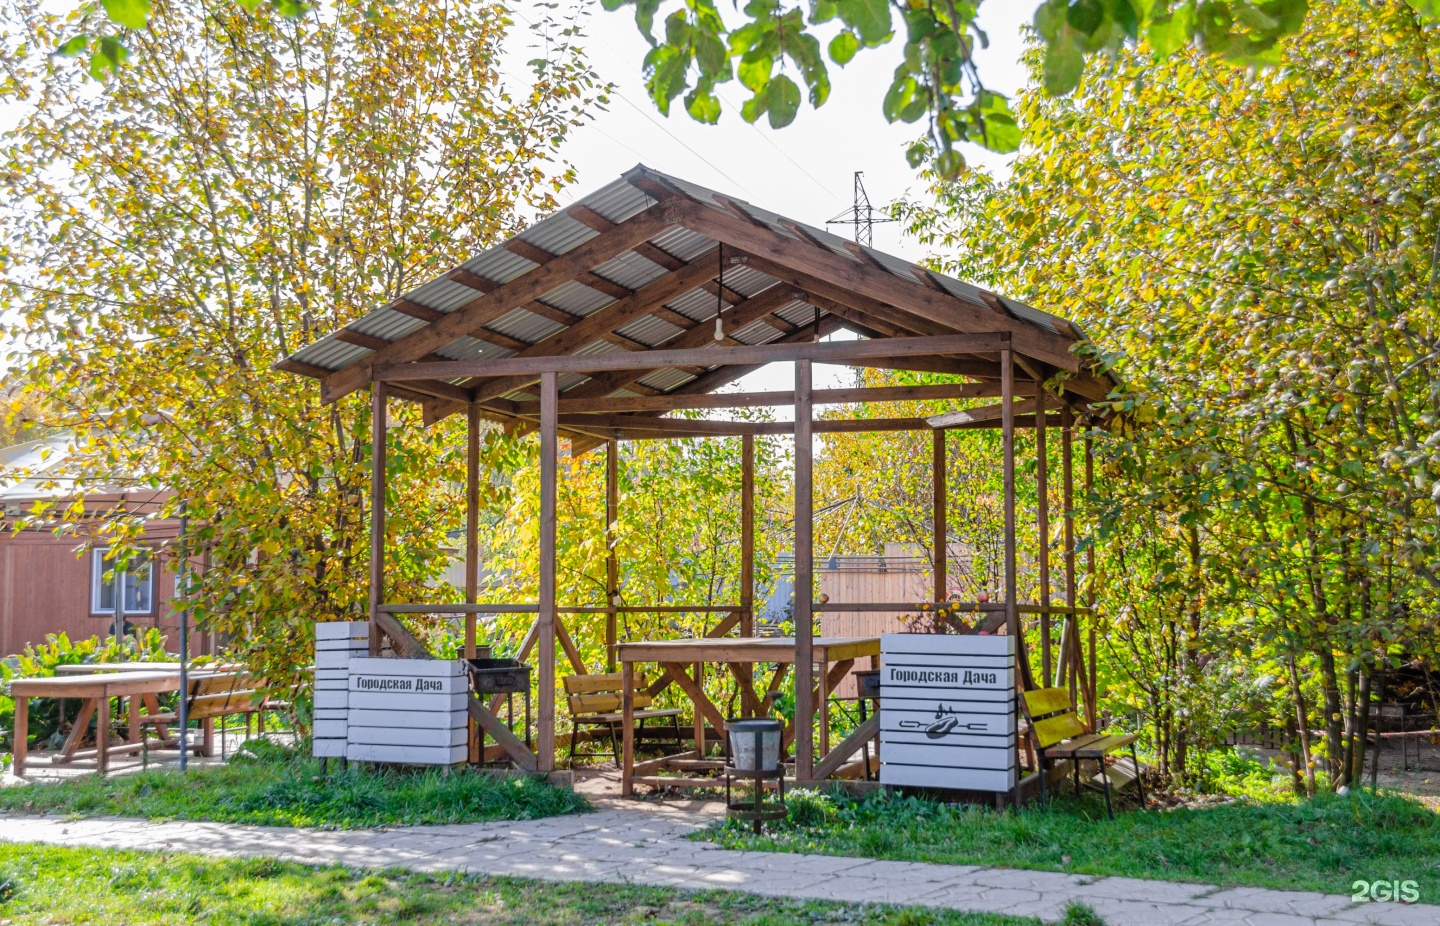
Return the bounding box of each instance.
[1022,686,1087,749]
[185,671,261,721]
[562,672,654,716]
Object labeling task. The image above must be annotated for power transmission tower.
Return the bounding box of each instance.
[826,171,894,248]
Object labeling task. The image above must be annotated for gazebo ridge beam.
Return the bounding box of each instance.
[319,200,682,404]
[374,333,1013,382]
[636,181,1080,372]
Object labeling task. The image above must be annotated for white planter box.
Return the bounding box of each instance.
[348,691,468,712]
[315,650,354,669]
[345,742,466,766]
[879,633,1018,793]
[313,690,348,710]
[348,709,467,730]
[348,657,463,677]
[348,673,468,696]
[316,621,369,641]
[312,738,348,758]
[347,725,468,748]
[313,719,348,739]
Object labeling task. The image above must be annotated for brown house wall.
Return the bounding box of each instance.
[0,526,197,658]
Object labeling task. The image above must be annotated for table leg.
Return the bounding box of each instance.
[202,717,215,757]
[60,700,96,760]
[96,695,110,776]
[692,662,705,756]
[128,694,141,746]
[141,693,169,741]
[12,696,27,778]
[819,659,831,757]
[621,660,635,798]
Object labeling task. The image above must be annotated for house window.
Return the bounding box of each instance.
[91,548,155,616]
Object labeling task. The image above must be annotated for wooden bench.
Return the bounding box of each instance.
[144,671,265,759]
[1023,687,1145,818]
[564,672,681,768]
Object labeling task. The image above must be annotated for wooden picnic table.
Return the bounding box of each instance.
[617,636,880,794]
[10,671,184,777]
[53,662,242,675]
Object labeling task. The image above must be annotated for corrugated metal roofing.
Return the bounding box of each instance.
[281,165,1096,412]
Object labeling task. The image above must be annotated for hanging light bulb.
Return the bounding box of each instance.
[714,315,724,341]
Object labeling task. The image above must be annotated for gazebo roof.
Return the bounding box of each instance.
[278,165,1113,430]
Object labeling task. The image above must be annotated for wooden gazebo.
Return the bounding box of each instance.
[278,166,1115,794]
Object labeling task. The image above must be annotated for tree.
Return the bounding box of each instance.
[0,0,603,691]
[65,2,1440,179]
[599,0,1398,177]
[898,0,1440,786]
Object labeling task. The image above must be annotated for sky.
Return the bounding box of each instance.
[527,1,1034,260]
[511,1,1036,400]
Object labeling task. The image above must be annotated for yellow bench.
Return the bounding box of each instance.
[563,672,681,768]
[1024,687,1144,818]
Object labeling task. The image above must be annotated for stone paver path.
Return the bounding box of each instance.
[0,803,1435,926]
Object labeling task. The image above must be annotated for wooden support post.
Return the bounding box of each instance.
[621,659,635,797]
[605,439,619,673]
[933,429,946,601]
[466,404,481,763]
[693,661,706,754]
[466,404,481,659]
[741,434,755,636]
[1062,406,1079,703]
[369,382,388,656]
[1037,389,1050,683]
[795,359,815,779]
[1002,350,1032,691]
[537,371,559,772]
[740,434,756,717]
[1084,427,1098,730]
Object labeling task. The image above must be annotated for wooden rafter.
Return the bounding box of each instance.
[648,189,1080,371]
[318,201,680,403]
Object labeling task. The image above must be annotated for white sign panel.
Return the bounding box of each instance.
[345,657,469,766]
[880,633,1017,793]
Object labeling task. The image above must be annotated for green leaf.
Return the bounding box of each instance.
[836,0,892,45]
[271,0,312,19]
[1043,30,1085,95]
[685,84,721,123]
[101,0,151,31]
[1405,0,1440,20]
[828,30,859,65]
[89,35,129,78]
[1147,4,1194,57]
[972,91,1020,153]
[737,50,772,93]
[54,34,90,58]
[764,74,801,128]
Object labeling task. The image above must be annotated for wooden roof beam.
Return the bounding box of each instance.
[319,200,681,404]
[542,282,804,403]
[377,333,1013,383]
[517,381,1019,415]
[663,195,1080,371]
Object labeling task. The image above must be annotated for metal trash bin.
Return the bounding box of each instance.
[724,718,786,833]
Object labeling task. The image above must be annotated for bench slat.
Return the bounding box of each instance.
[1023,687,1072,717]
[1033,712,1087,748]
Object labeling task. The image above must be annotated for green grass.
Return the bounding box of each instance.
[702,787,1440,899]
[0,842,1047,925]
[0,743,589,828]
